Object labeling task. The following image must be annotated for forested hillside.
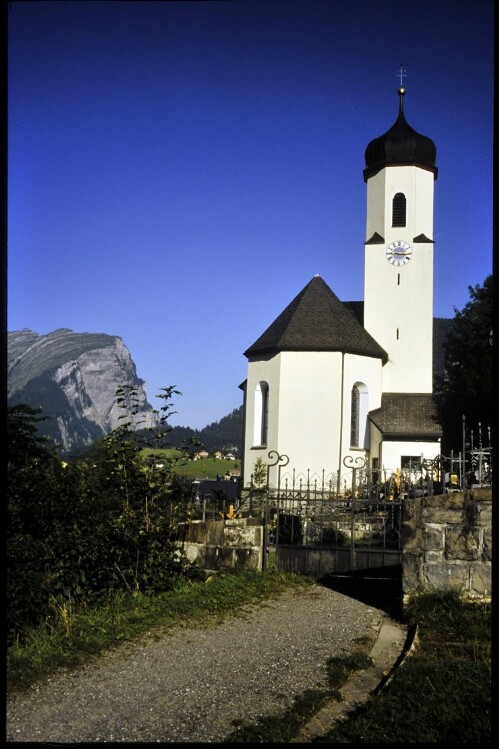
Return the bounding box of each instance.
[165,406,243,455]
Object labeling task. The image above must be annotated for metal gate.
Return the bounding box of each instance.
[240,451,419,578]
[267,493,402,577]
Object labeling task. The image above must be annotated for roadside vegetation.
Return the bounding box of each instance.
[6,394,491,742]
[7,387,241,650]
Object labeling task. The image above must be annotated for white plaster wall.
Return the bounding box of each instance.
[242,353,281,485]
[365,166,434,240]
[243,351,385,488]
[380,440,441,471]
[342,353,383,449]
[365,170,386,239]
[369,423,383,466]
[364,165,434,393]
[271,351,343,485]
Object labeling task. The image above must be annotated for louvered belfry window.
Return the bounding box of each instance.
[392,192,406,227]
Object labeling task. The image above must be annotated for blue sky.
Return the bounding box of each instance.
[8,0,494,429]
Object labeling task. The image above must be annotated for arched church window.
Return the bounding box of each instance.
[350,382,369,448]
[350,386,360,447]
[392,193,406,227]
[253,381,269,446]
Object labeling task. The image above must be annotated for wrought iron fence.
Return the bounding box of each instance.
[243,444,492,508]
[242,457,450,510]
[169,433,492,539]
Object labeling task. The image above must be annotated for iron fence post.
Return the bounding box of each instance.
[262,450,289,572]
[342,455,366,574]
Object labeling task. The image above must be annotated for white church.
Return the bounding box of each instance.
[239,87,442,491]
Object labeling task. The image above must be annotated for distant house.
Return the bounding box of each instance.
[194,450,209,460]
[213,451,224,460]
[225,453,236,461]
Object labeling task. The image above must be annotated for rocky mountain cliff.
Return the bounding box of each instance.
[8,328,159,453]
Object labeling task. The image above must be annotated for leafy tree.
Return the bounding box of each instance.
[7,403,53,464]
[7,387,197,644]
[437,275,493,454]
[252,457,268,490]
[7,405,73,636]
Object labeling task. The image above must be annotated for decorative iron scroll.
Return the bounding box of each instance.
[267,450,290,469]
[342,455,367,471]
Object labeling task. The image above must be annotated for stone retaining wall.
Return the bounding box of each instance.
[176,489,492,600]
[176,517,264,573]
[401,488,492,600]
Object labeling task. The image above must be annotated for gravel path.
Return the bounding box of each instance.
[6,584,388,743]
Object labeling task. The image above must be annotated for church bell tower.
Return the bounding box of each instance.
[363,87,437,394]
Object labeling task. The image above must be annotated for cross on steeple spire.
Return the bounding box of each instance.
[397,64,407,87]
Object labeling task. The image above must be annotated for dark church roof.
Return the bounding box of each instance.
[244,275,388,361]
[364,88,437,181]
[369,394,442,440]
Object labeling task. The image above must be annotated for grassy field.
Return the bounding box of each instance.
[140,447,241,481]
[7,572,491,742]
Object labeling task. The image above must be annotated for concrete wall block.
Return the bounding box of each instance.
[181,541,202,565]
[185,521,207,544]
[225,518,247,528]
[470,564,492,598]
[217,547,237,569]
[234,547,261,570]
[470,488,493,501]
[424,563,469,593]
[422,525,444,551]
[181,542,223,570]
[223,524,258,547]
[206,520,225,546]
[482,527,492,561]
[445,527,480,561]
[423,493,465,511]
[421,507,464,524]
[401,551,423,593]
[401,524,423,550]
[424,550,444,564]
[476,505,492,528]
[402,499,420,523]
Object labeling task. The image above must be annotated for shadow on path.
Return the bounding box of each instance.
[318,565,404,621]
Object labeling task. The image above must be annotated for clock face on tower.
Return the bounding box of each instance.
[386,240,412,266]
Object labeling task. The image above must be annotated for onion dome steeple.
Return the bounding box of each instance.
[363,88,437,181]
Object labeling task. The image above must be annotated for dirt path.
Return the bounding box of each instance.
[7,585,394,743]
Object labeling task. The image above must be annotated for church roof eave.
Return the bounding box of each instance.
[245,344,387,362]
[363,162,438,182]
[380,432,442,442]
